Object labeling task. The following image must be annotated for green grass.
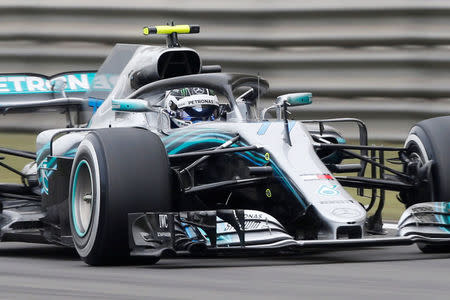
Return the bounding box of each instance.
[342,141,406,221]
[346,190,405,221]
[0,133,407,220]
[0,132,37,183]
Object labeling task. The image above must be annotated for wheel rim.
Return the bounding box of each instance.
[405,140,434,204]
[72,160,94,237]
[410,151,424,167]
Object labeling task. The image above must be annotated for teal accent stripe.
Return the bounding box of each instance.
[167,132,267,165]
[71,160,90,237]
[164,130,266,166]
[252,151,307,208]
[257,122,271,135]
[444,203,450,233]
[164,129,306,208]
[65,148,77,157]
[288,121,296,132]
[337,137,347,144]
[163,128,216,146]
[191,132,234,141]
[38,146,78,195]
[36,143,50,162]
[235,152,264,166]
[166,131,236,154]
[271,162,307,208]
[436,202,450,233]
[242,150,266,165]
[169,138,228,154]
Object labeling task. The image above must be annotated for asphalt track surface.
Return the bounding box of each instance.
[0,241,449,300]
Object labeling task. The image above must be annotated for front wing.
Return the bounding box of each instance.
[128,207,450,258]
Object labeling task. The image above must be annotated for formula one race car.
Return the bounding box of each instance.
[0,25,449,265]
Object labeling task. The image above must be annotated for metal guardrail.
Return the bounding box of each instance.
[0,1,449,140]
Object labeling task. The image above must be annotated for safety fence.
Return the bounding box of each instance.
[0,0,449,140]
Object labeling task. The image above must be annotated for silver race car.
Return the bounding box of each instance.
[0,25,449,265]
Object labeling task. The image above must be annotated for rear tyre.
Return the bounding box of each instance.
[69,128,172,265]
[403,116,450,253]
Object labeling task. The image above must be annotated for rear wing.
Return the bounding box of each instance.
[0,71,96,126]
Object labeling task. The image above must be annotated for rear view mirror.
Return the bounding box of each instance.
[276,93,312,107]
[261,92,312,120]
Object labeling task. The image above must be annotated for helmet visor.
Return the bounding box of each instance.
[178,105,218,120]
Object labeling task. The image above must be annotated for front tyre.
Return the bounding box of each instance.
[403,116,450,205]
[69,128,172,265]
[403,116,450,253]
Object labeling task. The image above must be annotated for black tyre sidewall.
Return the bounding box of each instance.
[408,116,450,203]
[69,134,108,264]
[405,117,450,253]
[69,128,172,265]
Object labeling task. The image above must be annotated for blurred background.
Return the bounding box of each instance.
[0,0,450,141]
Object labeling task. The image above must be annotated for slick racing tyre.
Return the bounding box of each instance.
[404,116,450,204]
[69,128,173,265]
[403,116,450,253]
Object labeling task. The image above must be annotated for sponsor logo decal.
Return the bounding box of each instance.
[411,206,434,213]
[156,232,171,237]
[0,73,96,94]
[300,173,334,181]
[319,199,356,205]
[244,212,264,219]
[220,212,270,232]
[244,221,261,230]
[187,99,215,105]
[176,93,218,108]
[140,232,152,241]
[222,223,235,232]
[192,87,205,94]
[159,214,168,228]
[91,74,119,91]
[318,184,340,196]
[223,221,263,232]
[412,214,436,223]
[332,208,361,218]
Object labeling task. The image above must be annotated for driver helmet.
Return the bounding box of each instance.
[164,87,220,127]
